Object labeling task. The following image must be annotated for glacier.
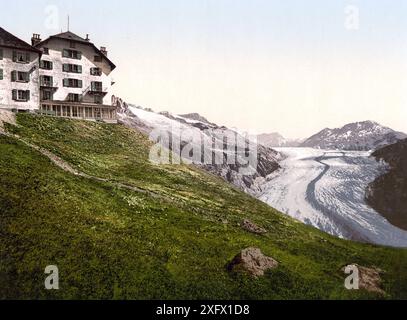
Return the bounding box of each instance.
[256,148,407,247]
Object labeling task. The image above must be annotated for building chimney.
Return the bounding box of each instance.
[100,46,108,56]
[31,33,41,46]
[85,34,90,41]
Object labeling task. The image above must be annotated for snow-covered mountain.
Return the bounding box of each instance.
[257,132,302,148]
[117,104,281,194]
[301,121,407,151]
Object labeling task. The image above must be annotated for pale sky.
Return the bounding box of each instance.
[2,0,407,138]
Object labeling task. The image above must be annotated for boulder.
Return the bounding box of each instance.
[343,264,385,294]
[242,219,267,234]
[228,247,278,277]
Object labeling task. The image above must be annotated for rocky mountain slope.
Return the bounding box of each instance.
[301,121,407,151]
[118,105,281,194]
[257,132,302,148]
[2,113,407,299]
[366,139,407,231]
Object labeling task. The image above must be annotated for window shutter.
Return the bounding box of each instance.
[12,90,17,100]
[78,65,82,73]
[50,76,53,86]
[25,73,30,82]
[0,69,3,80]
[63,49,68,58]
[63,78,69,87]
[11,71,16,82]
[25,53,30,62]
[40,60,44,68]
[12,51,17,62]
[79,80,83,88]
[0,49,3,60]
[50,61,53,70]
[78,52,82,60]
[63,64,68,72]
[26,90,30,101]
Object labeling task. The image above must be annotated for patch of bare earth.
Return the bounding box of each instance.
[0,110,16,133]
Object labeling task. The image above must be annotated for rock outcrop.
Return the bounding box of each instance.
[241,219,267,234]
[343,264,385,294]
[228,247,278,277]
[366,138,407,231]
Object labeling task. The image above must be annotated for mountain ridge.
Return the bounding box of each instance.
[301,120,407,150]
[118,105,281,194]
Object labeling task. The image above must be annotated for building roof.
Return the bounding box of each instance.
[52,31,90,44]
[0,27,42,54]
[36,31,116,70]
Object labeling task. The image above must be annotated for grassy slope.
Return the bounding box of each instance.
[1,114,407,300]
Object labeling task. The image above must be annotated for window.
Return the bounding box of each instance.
[60,106,67,117]
[11,71,30,83]
[40,60,53,70]
[0,69,3,80]
[13,51,30,63]
[63,78,83,88]
[62,64,82,73]
[40,75,53,87]
[85,107,92,118]
[43,48,49,55]
[94,55,102,62]
[72,106,79,117]
[0,49,3,60]
[90,67,102,76]
[91,81,103,92]
[41,90,53,101]
[94,95,103,104]
[67,93,81,102]
[12,90,30,102]
[62,49,82,60]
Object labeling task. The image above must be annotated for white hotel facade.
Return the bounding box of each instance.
[0,27,117,123]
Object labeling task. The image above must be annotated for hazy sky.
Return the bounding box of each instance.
[2,0,407,138]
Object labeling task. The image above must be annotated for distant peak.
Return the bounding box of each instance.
[348,120,381,127]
